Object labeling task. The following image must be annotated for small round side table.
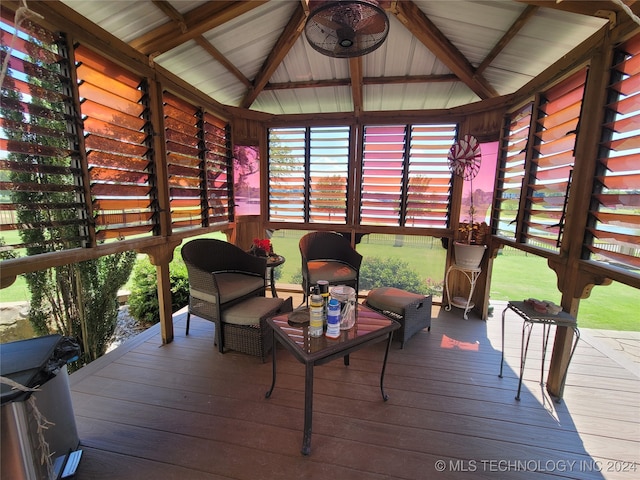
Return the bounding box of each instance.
[266,255,285,297]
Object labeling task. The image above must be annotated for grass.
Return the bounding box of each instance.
[1,232,637,331]
[490,248,639,331]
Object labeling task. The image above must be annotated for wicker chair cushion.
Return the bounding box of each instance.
[307,261,357,285]
[216,272,264,304]
[222,297,285,326]
[366,287,425,317]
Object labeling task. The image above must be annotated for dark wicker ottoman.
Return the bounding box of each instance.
[364,287,432,349]
[221,296,293,362]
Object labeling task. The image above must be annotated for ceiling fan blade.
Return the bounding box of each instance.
[354,12,388,35]
[311,12,347,32]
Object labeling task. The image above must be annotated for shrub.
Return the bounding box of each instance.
[128,254,189,325]
[23,251,136,369]
[291,257,428,295]
[359,257,427,294]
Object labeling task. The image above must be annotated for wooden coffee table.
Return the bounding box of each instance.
[265,303,400,455]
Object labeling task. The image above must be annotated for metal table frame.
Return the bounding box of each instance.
[499,301,580,402]
[266,255,285,298]
[265,304,400,455]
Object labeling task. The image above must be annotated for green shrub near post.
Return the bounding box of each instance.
[128,253,190,325]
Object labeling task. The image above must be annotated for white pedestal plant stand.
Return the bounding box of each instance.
[444,243,486,319]
[445,265,481,320]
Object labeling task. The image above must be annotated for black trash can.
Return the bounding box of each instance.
[1,334,81,480]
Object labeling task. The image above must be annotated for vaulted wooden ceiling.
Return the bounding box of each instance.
[59,1,637,114]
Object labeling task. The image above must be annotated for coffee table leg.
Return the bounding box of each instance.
[265,329,277,399]
[302,362,314,455]
[380,332,393,401]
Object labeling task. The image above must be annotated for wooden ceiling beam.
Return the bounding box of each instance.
[194,37,252,89]
[241,3,307,109]
[148,1,252,89]
[476,5,539,75]
[349,57,364,115]
[129,1,267,56]
[151,0,188,33]
[390,1,498,99]
[265,74,458,90]
[516,0,639,18]
[300,0,310,16]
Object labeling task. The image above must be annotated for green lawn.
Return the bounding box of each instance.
[1,232,637,331]
[268,233,638,331]
[490,248,639,331]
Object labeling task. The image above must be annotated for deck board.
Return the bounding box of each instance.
[69,303,640,479]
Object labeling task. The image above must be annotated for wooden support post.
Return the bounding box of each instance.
[155,262,174,344]
[546,35,613,397]
[547,326,574,397]
[139,240,181,344]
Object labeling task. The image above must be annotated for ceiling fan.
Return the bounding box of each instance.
[304,0,390,58]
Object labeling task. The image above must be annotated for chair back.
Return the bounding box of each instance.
[182,238,266,276]
[299,231,363,269]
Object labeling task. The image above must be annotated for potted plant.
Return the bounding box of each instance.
[454,220,488,269]
[250,238,273,257]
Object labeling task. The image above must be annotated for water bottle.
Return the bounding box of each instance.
[326,298,341,338]
[309,288,324,337]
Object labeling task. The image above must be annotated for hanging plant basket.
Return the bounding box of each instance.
[454,242,486,269]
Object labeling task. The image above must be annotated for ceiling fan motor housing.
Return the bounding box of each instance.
[305,0,390,58]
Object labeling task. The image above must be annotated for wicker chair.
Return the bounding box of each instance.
[299,231,363,305]
[182,238,279,358]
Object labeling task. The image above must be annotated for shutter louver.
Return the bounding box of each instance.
[164,92,203,230]
[309,126,348,224]
[164,94,231,230]
[495,103,532,239]
[75,45,156,241]
[407,124,455,228]
[587,35,640,269]
[526,70,587,250]
[203,112,231,226]
[1,15,87,252]
[361,124,454,228]
[268,127,307,223]
[361,125,405,226]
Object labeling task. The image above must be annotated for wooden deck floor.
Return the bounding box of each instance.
[69,301,640,480]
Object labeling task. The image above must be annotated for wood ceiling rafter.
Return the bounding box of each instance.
[265,74,457,90]
[389,1,498,99]
[147,1,252,88]
[240,3,307,109]
[476,5,539,75]
[151,0,187,33]
[126,0,631,114]
[193,37,252,89]
[129,1,268,56]
[349,57,364,114]
[517,0,639,18]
